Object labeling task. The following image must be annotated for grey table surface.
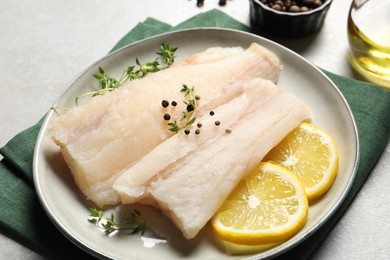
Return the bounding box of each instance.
[1,0,389,259]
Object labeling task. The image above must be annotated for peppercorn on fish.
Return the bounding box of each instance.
[113,78,312,239]
[48,43,281,207]
[113,82,250,204]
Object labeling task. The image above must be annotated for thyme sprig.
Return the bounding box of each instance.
[167,84,198,133]
[156,42,177,66]
[75,43,177,104]
[88,207,147,235]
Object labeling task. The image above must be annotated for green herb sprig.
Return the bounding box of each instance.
[156,43,177,66]
[75,43,177,104]
[167,84,199,134]
[88,207,147,235]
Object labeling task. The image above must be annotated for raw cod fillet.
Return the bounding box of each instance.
[173,46,243,66]
[114,78,312,239]
[113,82,250,204]
[48,43,281,207]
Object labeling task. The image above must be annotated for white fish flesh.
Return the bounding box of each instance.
[113,82,250,204]
[48,43,282,207]
[173,46,243,66]
[114,78,312,239]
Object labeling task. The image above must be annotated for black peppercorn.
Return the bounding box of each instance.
[161,100,169,108]
[272,4,282,11]
[195,129,200,135]
[289,5,300,12]
[314,0,323,7]
[171,101,177,106]
[219,0,227,6]
[300,6,309,12]
[184,129,190,135]
[163,114,171,121]
[186,104,195,112]
[215,121,220,126]
[209,111,215,116]
[262,0,324,13]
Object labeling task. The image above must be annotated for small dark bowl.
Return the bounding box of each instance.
[250,0,333,38]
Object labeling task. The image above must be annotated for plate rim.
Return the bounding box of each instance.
[33,27,360,259]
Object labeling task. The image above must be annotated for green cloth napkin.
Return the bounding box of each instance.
[1,9,389,259]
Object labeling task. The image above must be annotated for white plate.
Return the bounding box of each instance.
[33,28,359,259]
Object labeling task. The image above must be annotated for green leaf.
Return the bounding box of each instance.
[93,74,104,80]
[181,111,188,121]
[157,42,177,66]
[168,121,180,133]
[89,207,103,219]
[186,117,196,126]
[127,222,141,229]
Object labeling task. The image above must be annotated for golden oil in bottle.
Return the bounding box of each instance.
[347,0,390,89]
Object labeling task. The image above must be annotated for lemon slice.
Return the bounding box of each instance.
[211,162,308,245]
[264,122,339,201]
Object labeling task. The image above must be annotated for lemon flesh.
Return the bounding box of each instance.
[212,162,308,245]
[264,122,339,201]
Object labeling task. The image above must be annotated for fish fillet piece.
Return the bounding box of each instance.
[113,82,250,204]
[173,46,243,66]
[49,43,281,207]
[114,78,312,239]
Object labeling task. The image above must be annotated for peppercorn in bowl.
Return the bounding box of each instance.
[250,0,333,37]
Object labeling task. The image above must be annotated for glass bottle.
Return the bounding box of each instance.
[347,0,390,89]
